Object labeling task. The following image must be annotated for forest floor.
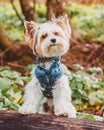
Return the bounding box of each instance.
[1,40,104,117]
[1,39,104,74]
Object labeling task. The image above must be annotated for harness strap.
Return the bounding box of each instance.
[35,56,63,98]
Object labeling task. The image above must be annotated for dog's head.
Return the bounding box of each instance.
[24,15,71,57]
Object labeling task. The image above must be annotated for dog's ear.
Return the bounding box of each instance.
[52,14,71,41]
[24,21,37,48]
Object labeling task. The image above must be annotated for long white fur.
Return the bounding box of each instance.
[18,15,76,118]
[19,62,76,117]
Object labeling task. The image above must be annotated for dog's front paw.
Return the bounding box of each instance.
[67,104,76,118]
[54,103,76,118]
[18,104,37,115]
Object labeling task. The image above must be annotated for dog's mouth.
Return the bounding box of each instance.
[46,43,64,55]
[49,43,63,49]
[42,43,66,57]
[50,44,56,47]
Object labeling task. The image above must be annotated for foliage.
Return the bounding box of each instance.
[0,66,31,110]
[35,4,47,22]
[69,65,104,112]
[67,3,104,43]
[0,2,47,40]
[0,64,104,120]
[0,2,104,43]
[0,2,24,41]
[77,112,104,121]
[25,64,104,115]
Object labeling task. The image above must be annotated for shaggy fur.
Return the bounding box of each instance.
[18,15,76,118]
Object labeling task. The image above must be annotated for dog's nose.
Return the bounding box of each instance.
[50,38,56,43]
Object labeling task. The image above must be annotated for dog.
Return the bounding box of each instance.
[18,15,76,118]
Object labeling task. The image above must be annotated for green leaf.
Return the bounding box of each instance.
[24,64,35,71]
[14,78,24,85]
[73,64,84,70]
[72,91,80,98]
[10,103,20,110]
[77,113,95,120]
[0,66,11,71]
[0,106,8,110]
[22,77,32,82]
[73,99,82,105]
[8,88,22,99]
[88,67,103,74]
[77,112,104,121]
[0,77,11,90]
[0,70,21,79]
[3,96,11,106]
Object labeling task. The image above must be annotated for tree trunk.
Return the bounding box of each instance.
[72,0,104,4]
[46,0,67,20]
[0,111,104,130]
[19,0,37,21]
[0,22,12,49]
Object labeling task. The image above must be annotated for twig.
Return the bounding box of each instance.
[10,0,24,25]
[86,46,98,62]
[92,48,104,65]
[70,38,80,45]
[7,62,25,69]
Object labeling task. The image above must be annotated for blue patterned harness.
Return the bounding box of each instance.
[35,56,63,98]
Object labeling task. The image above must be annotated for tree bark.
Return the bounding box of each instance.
[72,0,104,4]
[46,0,67,20]
[19,0,37,21]
[0,111,104,130]
[10,0,24,25]
[0,22,12,49]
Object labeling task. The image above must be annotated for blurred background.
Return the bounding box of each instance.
[0,0,104,118]
[0,0,104,70]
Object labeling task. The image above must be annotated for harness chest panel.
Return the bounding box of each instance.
[35,57,63,98]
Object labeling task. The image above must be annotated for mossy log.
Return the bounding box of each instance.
[0,111,104,130]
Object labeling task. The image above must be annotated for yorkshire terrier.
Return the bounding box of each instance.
[19,15,76,118]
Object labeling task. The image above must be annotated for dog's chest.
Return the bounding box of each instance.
[35,57,63,98]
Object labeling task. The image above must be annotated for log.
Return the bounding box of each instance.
[0,111,104,130]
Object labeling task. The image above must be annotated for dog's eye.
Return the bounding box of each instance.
[54,32,59,35]
[42,33,48,39]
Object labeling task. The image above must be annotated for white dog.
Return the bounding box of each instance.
[18,15,76,118]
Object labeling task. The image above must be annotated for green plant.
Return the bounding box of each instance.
[67,3,104,43]
[77,112,104,121]
[0,66,31,110]
[35,4,47,22]
[0,2,24,41]
[25,63,104,114]
[67,64,104,112]
[0,64,104,121]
